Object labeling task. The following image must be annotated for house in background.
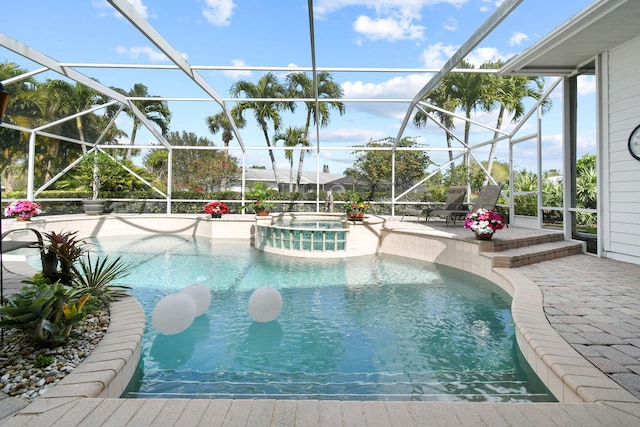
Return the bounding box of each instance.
[501,0,640,265]
[229,168,345,194]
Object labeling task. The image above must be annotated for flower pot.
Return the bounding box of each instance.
[83,199,108,216]
[15,216,31,222]
[255,208,270,216]
[347,211,365,221]
[474,231,493,240]
[211,212,222,218]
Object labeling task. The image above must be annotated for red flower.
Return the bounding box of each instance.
[204,201,229,215]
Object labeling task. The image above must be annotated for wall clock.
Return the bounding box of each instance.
[629,124,640,161]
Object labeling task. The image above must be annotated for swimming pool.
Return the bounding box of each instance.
[85,234,554,402]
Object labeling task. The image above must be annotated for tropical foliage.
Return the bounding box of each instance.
[0,229,131,343]
[72,254,132,307]
[0,282,90,343]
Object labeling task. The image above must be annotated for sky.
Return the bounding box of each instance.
[1,0,597,177]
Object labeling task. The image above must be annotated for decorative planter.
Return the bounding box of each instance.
[347,211,365,221]
[474,231,493,240]
[15,216,31,222]
[255,209,270,216]
[211,213,222,218]
[83,199,108,216]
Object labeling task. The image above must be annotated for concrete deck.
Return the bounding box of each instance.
[1,216,640,426]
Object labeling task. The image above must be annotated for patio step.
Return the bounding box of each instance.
[480,239,584,268]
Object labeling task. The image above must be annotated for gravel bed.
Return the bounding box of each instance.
[0,311,109,401]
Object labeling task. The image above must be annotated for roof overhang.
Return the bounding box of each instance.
[500,0,640,76]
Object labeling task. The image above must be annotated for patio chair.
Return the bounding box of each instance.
[427,184,502,226]
[424,186,467,225]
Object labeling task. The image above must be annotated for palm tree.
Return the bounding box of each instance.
[274,126,308,192]
[286,71,345,189]
[230,73,293,185]
[205,110,246,148]
[413,82,458,169]
[0,61,40,191]
[481,61,549,185]
[40,80,104,153]
[444,60,494,166]
[111,83,171,161]
[33,80,114,184]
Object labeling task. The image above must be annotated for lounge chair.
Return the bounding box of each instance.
[401,208,424,222]
[424,185,468,225]
[427,184,502,226]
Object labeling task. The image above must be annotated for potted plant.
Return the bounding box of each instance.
[464,208,505,240]
[78,152,115,215]
[242,183,274,216]
[343,191,370,221]
[3,199,42,221]
[204,200,229,218]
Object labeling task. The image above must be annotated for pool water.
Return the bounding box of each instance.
[83,235,554,402]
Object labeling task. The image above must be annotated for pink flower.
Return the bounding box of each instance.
[3,200,42,219]
[464,208,504,234]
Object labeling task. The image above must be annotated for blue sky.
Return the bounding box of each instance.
[1,0,596,176]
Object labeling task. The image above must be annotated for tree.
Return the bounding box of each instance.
[39,80,104,152]
[351,137,430,196]
[0,61,39,191]
[273,126,308,192]
[205,110,246,148]
[576,154,596,209]
[205,110,245,190]
[32,80,120,185]
[230,73,293,185]
[413,81,458,168]
[159,131,240,191]
[480,61,549,185]
[286,71,345,189]
[110,83,171,161]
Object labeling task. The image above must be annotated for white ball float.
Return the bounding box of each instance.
[248,286,282,323]
[180,283,212,316]
[152,293,196,335]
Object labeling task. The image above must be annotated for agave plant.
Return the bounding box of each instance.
[0,282,90,343]
[72,253,132,307]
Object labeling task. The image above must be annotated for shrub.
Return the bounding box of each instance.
[71,254,132,308]
[0,283,90,344]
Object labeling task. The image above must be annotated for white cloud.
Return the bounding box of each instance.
[94,0,149,19]
[222,59,252,78]
[202,0,236,27]
[343,74,430,100]
[353,15,425,41]
[509,31,529,46]
[341,74,431,119]
[443,17,457,32]
[420,42,458,69]
[578,75,595,96]
[314,0,468,17]
[465,46,504,66]
[314,1,469,42]
[322,127,388,143]
[115,45,179,62]
[127,0,149,18]
[479,0,503,13]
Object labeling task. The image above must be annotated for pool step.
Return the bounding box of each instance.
[478,232,584,268]
[124,370,554,402]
